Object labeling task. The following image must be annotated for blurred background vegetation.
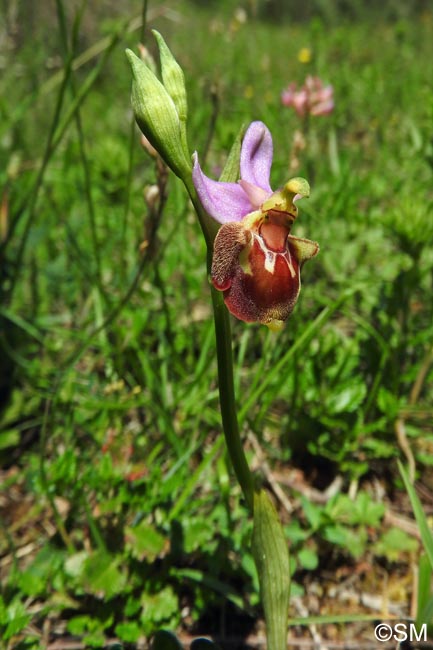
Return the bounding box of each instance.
[1,0,433,647]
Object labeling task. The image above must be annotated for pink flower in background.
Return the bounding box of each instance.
[281,76,334,117]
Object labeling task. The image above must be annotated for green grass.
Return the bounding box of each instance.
[1,1,433,647]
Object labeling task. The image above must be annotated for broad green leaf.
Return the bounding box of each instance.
[115,621,142,643]
[141,587,178,625]
[82,552,127,600]
[328,492,384,527]
[297,547,319,571]
[0,428,19,450]
[324,525,367,558]
[373,527,418,561]
[67,615,99,635]
[82,632,106,648]
[125,521,167,561]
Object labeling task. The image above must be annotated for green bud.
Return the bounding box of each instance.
[125,49,191,179]
[152,30,188,124]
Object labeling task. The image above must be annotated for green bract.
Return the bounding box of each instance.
[125,35,190,180]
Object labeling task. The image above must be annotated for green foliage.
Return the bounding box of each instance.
[1,0,432,645]
[373,527,418,561]
[0,596,32,642]
[289,491,387,564]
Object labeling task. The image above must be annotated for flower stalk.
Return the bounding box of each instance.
[210,284,254,510]
[183,178,254,509]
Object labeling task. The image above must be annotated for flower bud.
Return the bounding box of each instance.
[152,31,188,125]
[126,49,191,179]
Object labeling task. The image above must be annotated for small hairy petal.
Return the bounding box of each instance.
[240,122,273,193]
[192,154,252,223]
[287,235,319,265]
[211,222,251,290]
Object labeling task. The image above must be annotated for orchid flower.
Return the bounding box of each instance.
[193,121,319,331]
[281,75,334,117]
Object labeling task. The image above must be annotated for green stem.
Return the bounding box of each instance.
[183,176,217,250]
[183,176,254,510]
[211,285,254,510]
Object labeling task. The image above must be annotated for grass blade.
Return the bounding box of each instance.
[398,460,433,571]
